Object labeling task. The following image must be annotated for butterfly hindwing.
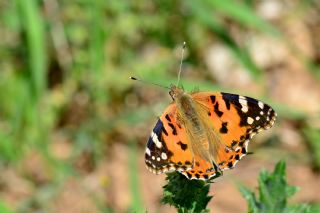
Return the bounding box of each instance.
[179,155,218,180]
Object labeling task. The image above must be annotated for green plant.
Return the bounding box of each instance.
[162,172,221,213]
[239,161,311,213]
[162,161,315,213]
[303,126,320,171]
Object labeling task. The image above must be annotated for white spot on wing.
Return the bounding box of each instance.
[256,116,260,120]
[247,117,254,124]
[161,152,167,160]
[258,101,264,109]
[151,131,162,148]
[157,157,160,161]
[169,165,176,171]
[267,108,272,115]
[146,148,151,156]
[239,96,248,113]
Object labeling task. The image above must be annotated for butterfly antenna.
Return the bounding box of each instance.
[130,77,170,89]
[176,41,186,87]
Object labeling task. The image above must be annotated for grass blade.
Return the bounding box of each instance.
[128,141,144,212]
[16,0,47,99]
[186,0,262,78]
[205,0,280,36]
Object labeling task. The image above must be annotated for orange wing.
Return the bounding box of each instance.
[179,92,276,180]
[145,102,219,180]
[145,104,194,174]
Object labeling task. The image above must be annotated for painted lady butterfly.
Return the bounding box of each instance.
[144,86,276,180]
[135,44,276,181]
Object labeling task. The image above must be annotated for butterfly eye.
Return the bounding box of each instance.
[169,85,184,100]
[169,90,175,100]
[169,85,177,100]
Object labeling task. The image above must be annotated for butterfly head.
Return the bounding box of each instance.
[169,84,184,100]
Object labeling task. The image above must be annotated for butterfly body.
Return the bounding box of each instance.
[145,85,276,180]
[170,85,217,170]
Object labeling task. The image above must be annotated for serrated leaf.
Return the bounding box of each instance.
[239,185,260,213]
[286,186,299,198]
[162,172,213,213]
[287,204,311,213]
[240,161,312,213]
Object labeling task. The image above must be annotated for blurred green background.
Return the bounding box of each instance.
[0,0,320,212]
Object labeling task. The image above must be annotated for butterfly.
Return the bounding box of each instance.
[144,84,276,180]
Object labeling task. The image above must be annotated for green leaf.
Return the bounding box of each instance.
[238,185,260,213]
[240,161,312,213]
[162,172,215,213]
[287,204,311,213]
